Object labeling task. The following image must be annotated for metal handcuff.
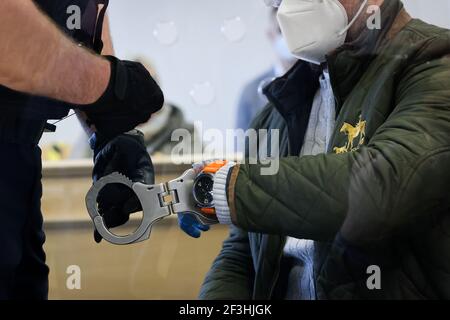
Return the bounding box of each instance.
[85,168,218,245]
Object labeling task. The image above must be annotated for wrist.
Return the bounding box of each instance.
[93,58,112,103]
[212,162,236,225]
[191,160,235,224]
[81,56,111,105]
[49,44,111,105]
[89,129,143,152]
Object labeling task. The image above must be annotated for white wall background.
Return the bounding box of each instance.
[403,0,450,28]
[107,0,275,133]
[40,0,450,150]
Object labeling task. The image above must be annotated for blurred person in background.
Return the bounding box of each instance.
[139,102,201,155]
[235,8,296,130]
[71,58,202,158]
[136,59,202,156]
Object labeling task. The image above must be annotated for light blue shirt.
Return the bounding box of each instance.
[283,68,336,300]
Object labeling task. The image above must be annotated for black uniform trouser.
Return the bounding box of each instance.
[0,142,48,299]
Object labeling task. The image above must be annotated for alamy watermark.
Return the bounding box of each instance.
[66,265,81,290]
[66,5,81,30]
[366,265,381,290]
[171,121,280,176]
[366,5,382,30]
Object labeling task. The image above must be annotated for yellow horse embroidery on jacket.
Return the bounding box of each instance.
[334,116,366,154]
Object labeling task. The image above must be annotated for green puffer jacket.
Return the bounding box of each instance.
[200,1,450,300]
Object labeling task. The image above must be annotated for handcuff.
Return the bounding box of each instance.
[85,160,228,245]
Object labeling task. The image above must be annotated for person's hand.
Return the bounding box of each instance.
[90,130,154,243]
[178,214,210,238]
[177,160,228,238]
[79,56,164,139]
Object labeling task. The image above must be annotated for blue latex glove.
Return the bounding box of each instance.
[178,214,210,238]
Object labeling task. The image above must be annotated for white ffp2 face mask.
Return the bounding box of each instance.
[277,0,368,65]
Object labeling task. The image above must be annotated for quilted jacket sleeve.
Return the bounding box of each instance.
[229,55,450,244]
[199,225,255,299]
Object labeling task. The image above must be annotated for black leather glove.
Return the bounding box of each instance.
[90,129,155,243]
[79,56,164,139]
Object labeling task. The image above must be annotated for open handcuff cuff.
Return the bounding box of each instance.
[85,168,219,245]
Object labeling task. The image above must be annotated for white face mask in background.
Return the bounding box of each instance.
[277,0,368,65]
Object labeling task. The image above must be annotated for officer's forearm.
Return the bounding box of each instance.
[0,0,110,105]
[76,14,115,136]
